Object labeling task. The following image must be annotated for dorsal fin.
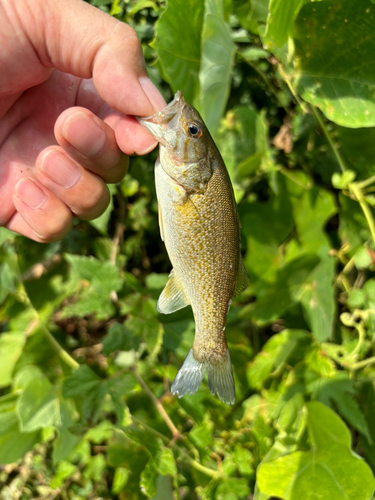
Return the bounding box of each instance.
[157,269,189,314]
[234,257,248,296]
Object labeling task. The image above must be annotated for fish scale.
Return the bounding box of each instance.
[137,91,248,404]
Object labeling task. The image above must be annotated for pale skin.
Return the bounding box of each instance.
[0,0,166,242]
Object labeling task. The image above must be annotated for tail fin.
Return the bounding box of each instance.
[171,348,235,405]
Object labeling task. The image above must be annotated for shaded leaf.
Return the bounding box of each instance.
[152,0,204,107]
[199,0,236,135]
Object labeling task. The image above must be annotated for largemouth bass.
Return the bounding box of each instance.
[136,91,248,404]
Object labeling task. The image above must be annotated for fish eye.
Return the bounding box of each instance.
[187,122,203,138]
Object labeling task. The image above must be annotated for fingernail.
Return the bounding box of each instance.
[62,112,106,157]
[40,150,81,188]
[15,178,47,209]
[137,141,158,155]
[139,77,167,112]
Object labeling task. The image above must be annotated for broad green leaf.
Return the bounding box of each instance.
[300,246,335,342]
[233,0,269,34]
[0,331,26,387]
[63,365,101,398]
[214,105,259,200]
[189,418,214,450]
[199,0,236,135]
[152,0,204,107]
[306,401,351,449]
[252,254,320,323]
[63,365,108,420]
[314,376,372,443]
[150,475,174,500]
[140,444,177,498]
[257,402,375,500]
[215,477,251,498]
[62,254,123,319]
[338,126,375,179]
[294,0,375,127]
[15,366,61,432]
[247,330,307,389]
[53,427,81,463]
[0,393,40,464]
[266,0,305,47]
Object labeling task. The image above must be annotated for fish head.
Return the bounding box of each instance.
[136,91,212,193]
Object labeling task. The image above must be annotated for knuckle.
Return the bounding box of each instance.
[36,211,72,242]
[73,182,110,220]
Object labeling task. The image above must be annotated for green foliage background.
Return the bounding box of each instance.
[2,0,375,498]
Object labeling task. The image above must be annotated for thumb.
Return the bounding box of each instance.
[14,0,166,115]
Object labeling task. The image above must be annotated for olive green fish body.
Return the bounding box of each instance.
[137,92,248,404]
[156,151,239,361]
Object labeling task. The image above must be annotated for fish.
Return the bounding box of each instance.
[136,91,248,404]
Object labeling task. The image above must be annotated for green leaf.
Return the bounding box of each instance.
[199,0,236,135]
[295,0,375,127]
[332,170,356,189]
[89,184,116,235]
[247,329,307,389]
[63,365,102,399]
[150,475,174,500]
[314,376,372,443]
[189,418,214,449]
[266,0,305,47]
[152,0,204,107]
[50,460,77,489]
[62,254,123,319]
[300,246,335,342]
[140,444,177,498]
[215,477,251,498]
[0,331,26,387]
[252,254,320,323]
[257,402,375,500]
[0,393,39,464]
[112,466,130,494]
[15,366,61,432]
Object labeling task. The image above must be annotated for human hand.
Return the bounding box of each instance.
[0,0,166,242]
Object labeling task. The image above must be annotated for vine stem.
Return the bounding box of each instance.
[132,366,181,440]
[279,65,346,174]
[280,65,375,249]
[349,183,375,247]
[309,106,346,174]
[132,414,220,478]
[15,249,79,370]
[39,322,79,370]
[344,356,375,371]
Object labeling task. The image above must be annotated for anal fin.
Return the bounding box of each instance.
[157,269,189,314]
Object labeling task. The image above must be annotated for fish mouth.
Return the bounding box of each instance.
[135,90,186,144]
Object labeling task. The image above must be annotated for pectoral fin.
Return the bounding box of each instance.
[158,203,164,242]
[157,269,189,314]
[234,257,249,296]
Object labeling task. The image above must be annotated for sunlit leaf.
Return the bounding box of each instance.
[295,0,375,127]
